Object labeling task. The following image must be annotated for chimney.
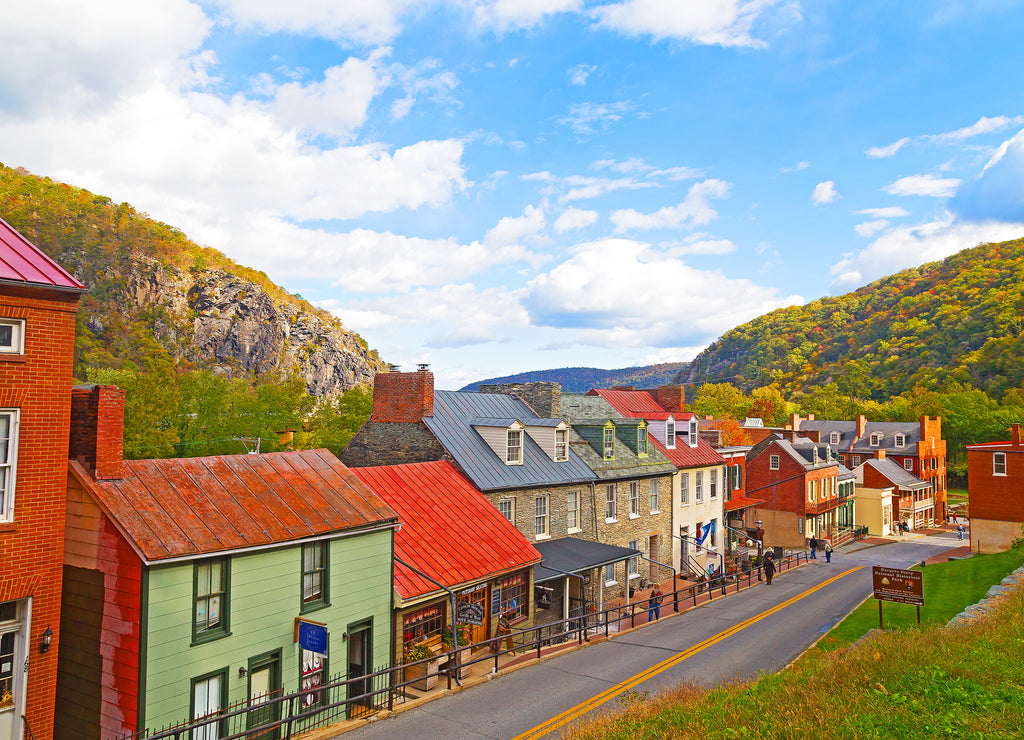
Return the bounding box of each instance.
[790,413,802,431]
[1012,423,1022,448]
[370,370,434,422]
[654,385,686,413]
[480,382,561,418]
[613,385,636,391]
[69,385,125,480]
[875,450,886,460]
[856,414,867,438]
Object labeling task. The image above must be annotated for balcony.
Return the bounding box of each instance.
[804,497,845,516]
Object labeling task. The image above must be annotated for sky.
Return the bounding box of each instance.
[4,1,1024,391]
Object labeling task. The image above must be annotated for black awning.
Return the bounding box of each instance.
[533,537,641,583]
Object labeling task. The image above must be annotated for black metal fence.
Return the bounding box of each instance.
[116,552,807,740]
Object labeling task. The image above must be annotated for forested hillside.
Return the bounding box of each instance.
[462,363,688,393]
[677,239,1024,400]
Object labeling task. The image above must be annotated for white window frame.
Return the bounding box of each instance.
[627,540,640,578]
[649,478,659,513]
[689,419,698,448]
[732,463,742,491]
[695,471,704,503]
[604,563,617,585]
[870,432,882,446]
[837,454,846,465]
[852,455,861,466]
[769,454,780,471]
[567,491,579,532]
[0,409,20,523]
[498,498,515,522]
[895,433,905,448]
[994,452,1007,476]
[680,472,689,505]
[554,428,569,461]
[506,428,523,465]
[603,427,615,459]
[629,481,640,518]
[534,495,549,538]
[710,468,718,499]
[830,431,840,445]
[808,479,816,502]
[605,483,617,521]
[903,458,914,472]
[0,318,25,355]
[666,418,676,448]
[637,426,648,456]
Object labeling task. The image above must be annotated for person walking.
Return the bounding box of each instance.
[824,539,833,563]
[647,584,664,621]
[809,537,817,559]
[957,523,965,541]
[952,511,958,524]
[764,554,776,585]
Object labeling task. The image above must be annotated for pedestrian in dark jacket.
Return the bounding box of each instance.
[764,555,776,585]
[648,585,664,621]
[809,538,817,559]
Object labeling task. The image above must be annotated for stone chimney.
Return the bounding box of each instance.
[69,385,125,480]
[1012,423,1022,448]
[875,450,886,460]
[479,382,561,418]
[856,414,867,438]
[370,369,434,422]
[654,385,686,413]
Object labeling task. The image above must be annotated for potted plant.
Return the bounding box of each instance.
[404,642,439,691]
[441,624,473,678]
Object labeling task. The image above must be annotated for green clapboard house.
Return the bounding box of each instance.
[57,387,398,740]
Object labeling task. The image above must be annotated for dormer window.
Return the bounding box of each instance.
[0,318,25,355]
[895,434,905,448]
[603,427,615,459]
[689,420,698,448]
[812,448,819,463]
[830,431,840,445]
[870,432,882,446]
[666,418,676,449]
[554,428,568,461]
[637,427,648,456]
[506,428,523,465]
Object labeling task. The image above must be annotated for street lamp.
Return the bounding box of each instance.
[754,520,764,582]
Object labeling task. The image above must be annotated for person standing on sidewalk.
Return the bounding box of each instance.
[764,555,776,585]
[809,538,817,559]
[648,584,664,621]
[824,539,833,563]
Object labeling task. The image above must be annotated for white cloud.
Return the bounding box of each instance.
[854,220,889,238]
[951,128,1024,222]
[484,205,546,248]
[611,179,730,231]
[640,347,707,364]
[830,214,1024,292]
[865,137,910,159]
[931,115,1024,143]
[884,173,961,198]
[568,64,596,86]
[561,175,655,202]
[524,237,803,347]
[389,58,459,120]
[589,0,792,48]
[209,0,423,45]
[556,101,634,135]
[663,236,736,256]
[470,0,583,33]
[811,180,839,205]
[554,207,599,233]
[780,160,810,173]
[858,207,910,218]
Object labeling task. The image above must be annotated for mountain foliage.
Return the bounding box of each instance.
[462,363,688,393]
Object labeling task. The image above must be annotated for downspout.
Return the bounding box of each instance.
[393,555,462,686]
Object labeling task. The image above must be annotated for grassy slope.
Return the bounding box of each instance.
[567,547,1024,740]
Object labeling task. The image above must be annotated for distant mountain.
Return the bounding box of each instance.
[675,237,1024,400]
[462,363,689,393]
[0,164,385,396]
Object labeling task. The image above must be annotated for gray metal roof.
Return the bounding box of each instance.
[859,457,931,490]
[533,537,641,583]
[423,390,597,492]
[800,420,923,454]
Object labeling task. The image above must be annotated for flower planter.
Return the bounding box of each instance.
[405,658,441,691]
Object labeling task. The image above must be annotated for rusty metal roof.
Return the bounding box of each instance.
[0,217,84,290]
[73,449,398,563]
[352,460,540,601]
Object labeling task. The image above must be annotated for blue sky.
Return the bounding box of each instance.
[4,1,1024,390]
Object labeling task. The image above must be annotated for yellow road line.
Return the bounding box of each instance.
[512,565,864,740]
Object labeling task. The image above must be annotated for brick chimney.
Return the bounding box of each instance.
[370,369,434,422]
[480,382,561,418]
[69,385,125,480]
[612,385,636,391]
[856,414,867,438]
[654,385,686,413]
[1012,423,1022,448]
[875,450,886,460]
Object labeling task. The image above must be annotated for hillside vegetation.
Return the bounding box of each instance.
[462,363,688,393]
[678,239,1024,400]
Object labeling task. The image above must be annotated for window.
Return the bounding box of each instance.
[808,479,816,502]
[666,419,676,448]
[689,420,698,447]
[0,319,25,355]
[191,669,227,740]
[637,427,648,456]
[567,491,579,531]
[506,429,523,465]
[300,648,326,710]
[838,454,846,465]
[604,563,616,585]
[301,542,328,611]
[605,483,617,520]
[695,471,704,503]
[534,496,549,537]
[0,410,18,522]
[603,427,615,459]
[994,452,1007,476]
[629,481,640,517]
[649,479,659,513]
[710,469,718,499]
[732,464,743,491]
[709,519,717,547]
[812,447,819,463]
[494,572,527,620]
[628,540,639,577]
[680,472,689,505]
[769,454,780,471]
[554,428,568,461]
[903,458,914,472]
[852,455,861,466]
[870,432,882,446]
[895,434,905,448]
[403,603,444,649]
[498,498,514,522]
[193,558,229,643]
[798,518,804,534]
[830,431,840,445]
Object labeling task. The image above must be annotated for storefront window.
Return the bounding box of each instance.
[300,648,326,710]
[493,573,527,621]
[403,603,444,651]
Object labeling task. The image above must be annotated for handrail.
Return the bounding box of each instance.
[21,715,37,740]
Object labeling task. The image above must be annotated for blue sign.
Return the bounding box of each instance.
[298,621,328,656]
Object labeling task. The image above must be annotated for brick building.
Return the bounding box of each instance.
[967,424,1024,553]
[0,218,84,740]
[853,451,934,529]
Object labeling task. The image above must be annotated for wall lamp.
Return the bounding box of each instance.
[40,626,54,654]
[238,666,247,678]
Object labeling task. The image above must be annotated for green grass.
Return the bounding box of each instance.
[946,487,968,506]
[811,547,1023,650]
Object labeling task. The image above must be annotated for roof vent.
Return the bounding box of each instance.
[387,363,400,372]
[417,363,431,372]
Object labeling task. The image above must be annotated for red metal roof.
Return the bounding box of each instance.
[0,217,84,289]
[353,460,541,602]
[589,388,693,420]
[724,495,766,512]
[652,436,727,469]
[72,449,397,562]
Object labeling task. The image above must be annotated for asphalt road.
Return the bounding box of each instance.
[343,531,964,740]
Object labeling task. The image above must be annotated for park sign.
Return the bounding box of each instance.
[872,566,924,606]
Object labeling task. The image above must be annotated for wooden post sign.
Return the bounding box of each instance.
[457,600,485,626]
[872,565,923,628]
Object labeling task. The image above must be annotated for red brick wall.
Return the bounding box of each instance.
[968,446,1024,523]
[746,442,808,514]
[0,283,80,740]
[654,385,685,413]
[370,370,434,422]
[69,386,125,480]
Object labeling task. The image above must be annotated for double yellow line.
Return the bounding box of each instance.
[512,566,864,740]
